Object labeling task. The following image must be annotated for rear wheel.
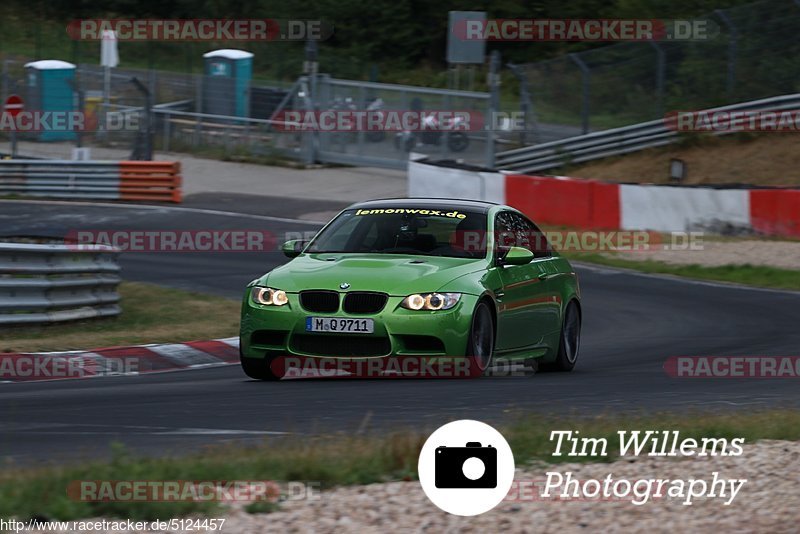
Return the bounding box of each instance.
[542,300,581,372]
[448,132,469,152]
[240,350,281,381]
[466,301,495,377]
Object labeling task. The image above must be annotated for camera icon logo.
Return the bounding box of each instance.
[418,420,515,516]
[435,442,497,488]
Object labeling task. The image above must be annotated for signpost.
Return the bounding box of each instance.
[4,94,24,157]
[100,30,119,140]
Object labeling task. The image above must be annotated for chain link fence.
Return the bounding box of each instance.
[313,76,494,169]
[513,0,800,140]
[0,58,306,162]
[1,58,500,168]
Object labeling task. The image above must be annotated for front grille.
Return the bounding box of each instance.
[343,292,388,314]
[291,334,391,357]
[300,290,340,313]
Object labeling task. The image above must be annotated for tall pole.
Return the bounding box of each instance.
[486,50,501,169]
[569,52,591,135]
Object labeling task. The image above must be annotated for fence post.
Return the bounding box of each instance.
[569,52,591,135]
[66,77,84,149]
[442,93,451,160]
[486,50,501,169]
[1,60,8,104]
[649,41,666,119]
[303,40,320,165]
[163,109,171,152]
[129,77,153,160]
[194,73,202,148]
[507,62,539,145]
[715,9,738,98]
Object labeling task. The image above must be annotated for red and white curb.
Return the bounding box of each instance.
[0,337,239,383]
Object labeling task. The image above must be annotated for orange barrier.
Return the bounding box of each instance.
[119,161,182,203]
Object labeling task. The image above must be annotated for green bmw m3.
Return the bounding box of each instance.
[239,198,581,380]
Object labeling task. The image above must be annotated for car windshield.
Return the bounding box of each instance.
[305,207,488,258]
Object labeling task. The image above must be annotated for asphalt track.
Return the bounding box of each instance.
[2,198,800,464]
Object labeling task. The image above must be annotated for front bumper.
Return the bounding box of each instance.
[240,291,478,360]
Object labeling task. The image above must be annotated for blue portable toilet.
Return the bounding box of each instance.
[202,49,253,118]
[24,60,77,141]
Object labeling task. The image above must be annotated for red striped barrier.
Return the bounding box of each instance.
[750,189,800,238]
[506,174,620,229]
[408,158,800,237]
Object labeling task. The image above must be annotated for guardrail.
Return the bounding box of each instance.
[0,160,182,202]
[0,240,121,326]
[496,94,800,174]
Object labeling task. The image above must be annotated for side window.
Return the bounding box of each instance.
[494,212,516,253]
[518,215,552,258]
[494,211,551,258]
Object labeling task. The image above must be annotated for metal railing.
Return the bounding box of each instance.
[0,160,181,201]
[0,240,121,326]
[495,93,800,174]
[0,160,120,199]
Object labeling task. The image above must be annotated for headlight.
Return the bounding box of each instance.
[251,286,289,306]
[401,292,461,311]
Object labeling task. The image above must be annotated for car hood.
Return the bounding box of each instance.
[261,253,486,295]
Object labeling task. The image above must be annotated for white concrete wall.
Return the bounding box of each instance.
[620,185,750,232]
[408,159,505,204]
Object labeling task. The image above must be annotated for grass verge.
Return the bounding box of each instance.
[0,282,241,353]
[568,253,800,291]
[2,410,799,520]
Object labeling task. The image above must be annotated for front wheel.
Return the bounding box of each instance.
[240,350,281,381]
[466,301,495,377]
[542,300,581,372]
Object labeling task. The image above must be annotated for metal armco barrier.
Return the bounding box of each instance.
[0,241,121,326]
[496,93,800,174]
[0,160,182,202]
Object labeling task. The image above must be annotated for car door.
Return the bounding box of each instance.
[518,215,562,336]
[493,211,557,351]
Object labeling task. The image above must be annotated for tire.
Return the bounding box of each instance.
[240,350,281,381]
[465,301,495,377]
[542,300,581,372]
[448,132,469,152]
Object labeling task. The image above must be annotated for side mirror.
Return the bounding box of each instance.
[281,240,307,258]
[502,246,534,266]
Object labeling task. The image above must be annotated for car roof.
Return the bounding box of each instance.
[346,198,500,213]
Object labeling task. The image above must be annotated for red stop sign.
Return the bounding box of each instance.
[4,95,24,117]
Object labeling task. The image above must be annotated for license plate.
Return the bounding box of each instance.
[306,317,374,334]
